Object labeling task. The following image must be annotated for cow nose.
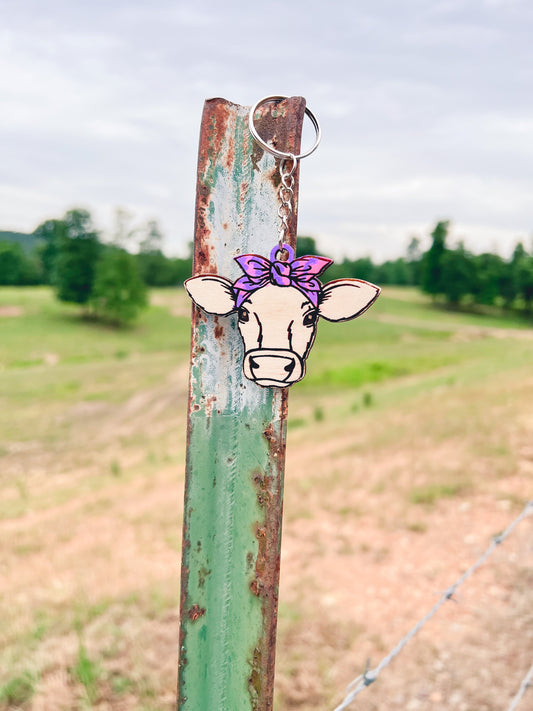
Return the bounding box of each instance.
[284,360,295,375]
[243,349,303,387]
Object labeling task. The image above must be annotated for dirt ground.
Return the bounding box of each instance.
[1,314,532,710]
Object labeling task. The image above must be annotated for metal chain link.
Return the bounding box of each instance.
[507,663,533,711]
[277,154,297,257]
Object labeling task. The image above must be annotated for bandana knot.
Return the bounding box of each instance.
[233,244,332,308]
[270,260,292,286]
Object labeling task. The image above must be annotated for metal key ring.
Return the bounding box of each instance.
[248,95,321,160]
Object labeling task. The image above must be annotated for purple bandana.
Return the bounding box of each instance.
[233,244,332,308]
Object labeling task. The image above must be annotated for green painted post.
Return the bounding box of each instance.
[178,97,305,710]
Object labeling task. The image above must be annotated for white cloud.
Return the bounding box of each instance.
[1,0,532,259]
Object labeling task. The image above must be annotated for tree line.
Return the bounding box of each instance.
[309,222,533,316]
[419,221,533,313]
[1,211,532,321]
[0,209,192,289]
[0,208,192,325]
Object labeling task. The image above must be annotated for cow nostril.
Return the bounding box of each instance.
[284,360,295,375]
[250,357,259,370]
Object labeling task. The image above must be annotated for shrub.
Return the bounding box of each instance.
[90,248,147,326]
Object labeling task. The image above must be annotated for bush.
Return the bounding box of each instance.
[90,248,147,326]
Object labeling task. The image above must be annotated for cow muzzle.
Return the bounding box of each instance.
[243,349,304,387]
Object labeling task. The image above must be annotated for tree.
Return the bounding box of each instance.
[0,241,41,285]
[55,209,101,304]
[91,247,147,325]
[33,218,66,284]
[0,241,28,284]
[137,250,165,286]
[138,219,164,255]
[137,219,168,286]
[112,207,137,249]
[471,253,506,306]
[496,260,515,309]
[136,220,193,286]
[326,257,376,283]
[351,257,376,282]
[296,236,317,257]
[406,236,423,285]
[407,236,422,263]
[169,257,193,285]
[514,253,533,313]
[441,243,475,306]
[421,220,449,297]
[511,242,528,308]
[376,258,410,285]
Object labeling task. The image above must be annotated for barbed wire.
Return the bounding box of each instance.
[333,500,533,711]
[506,663,533,711]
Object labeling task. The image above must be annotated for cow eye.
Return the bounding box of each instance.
[303,310,318,327]
[238,306,249,323]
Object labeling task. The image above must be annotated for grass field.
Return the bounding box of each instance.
[0,286,532,711]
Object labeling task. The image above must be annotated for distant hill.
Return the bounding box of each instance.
[0,231,41,252]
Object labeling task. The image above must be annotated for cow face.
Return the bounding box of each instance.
[237,283,318,386]
[185,254,380,388]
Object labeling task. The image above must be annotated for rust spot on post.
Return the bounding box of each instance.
[213,317,224,340]
[193,99,235,276]
[247,410,289,706]
[187,604,206,622]
[250,98,303,246]
[211,99,231,162]
[248,647,263,709]
[178,559,190,698]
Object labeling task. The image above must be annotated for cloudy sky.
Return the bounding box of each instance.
[1,0,533,259]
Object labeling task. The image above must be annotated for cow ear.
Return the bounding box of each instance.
[185,275,236,316]
[318,279,380,322]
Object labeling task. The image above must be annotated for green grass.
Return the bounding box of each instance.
[72,642,101,705]
[0,286,190,370]
[0,670,36,706]
[298,288,532,398]
[379,287,533,330]
[1,286,529,405]
[2,284,528,448]
[111,673,135,695]
[409,482,469,506]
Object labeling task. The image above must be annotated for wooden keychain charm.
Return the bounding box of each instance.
[185,95,381,387]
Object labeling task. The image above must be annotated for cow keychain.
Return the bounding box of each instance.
[185,95,381,388]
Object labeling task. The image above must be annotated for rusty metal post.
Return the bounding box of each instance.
[178,97,305,710]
